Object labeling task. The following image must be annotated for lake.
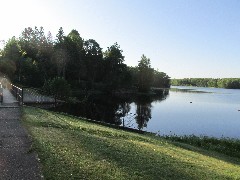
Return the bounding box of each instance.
[54,86,240,139]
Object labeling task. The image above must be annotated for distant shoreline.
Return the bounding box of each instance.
[171,78,240,89]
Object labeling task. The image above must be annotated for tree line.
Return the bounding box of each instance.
[0,26,170,94]
[171,78,240,89]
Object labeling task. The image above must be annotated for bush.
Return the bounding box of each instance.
[43,77,71,100]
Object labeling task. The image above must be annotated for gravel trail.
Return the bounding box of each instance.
[0,89,43,180]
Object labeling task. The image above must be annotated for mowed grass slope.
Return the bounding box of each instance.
[22,107,240,180]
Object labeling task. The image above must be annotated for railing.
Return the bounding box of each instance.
[10,84,63,107]
[11,84,23,104]
[22,87,56,105]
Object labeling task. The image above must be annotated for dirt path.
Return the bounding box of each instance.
[0,89,43,179]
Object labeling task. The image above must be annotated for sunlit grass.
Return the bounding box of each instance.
[22,106,240,180]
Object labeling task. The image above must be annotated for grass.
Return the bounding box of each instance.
[22,106,240,180]
[164,135,240,159]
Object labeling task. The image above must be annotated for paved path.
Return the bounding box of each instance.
[0,88,43,180]
[1,88,19,107]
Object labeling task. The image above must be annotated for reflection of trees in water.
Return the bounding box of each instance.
[81,96,128,126]
[54,90,169,128]
[135,103,152,130]
[134,96,152,130]
[100,101,131,126]
[56,95,132,126]
[116,102,131,125]
[134,91,169,130]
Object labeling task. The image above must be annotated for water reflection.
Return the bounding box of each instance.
[170,88,211,94]
[53,90,169,130]
[135,96,152,130]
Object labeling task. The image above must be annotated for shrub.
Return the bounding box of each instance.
[43,77,71,100]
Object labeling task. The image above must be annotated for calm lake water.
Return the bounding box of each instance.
[54,86,240,139]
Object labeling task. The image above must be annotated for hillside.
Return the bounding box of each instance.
[22,107,240,180]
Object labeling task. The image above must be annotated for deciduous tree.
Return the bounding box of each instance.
[137,55,154,92]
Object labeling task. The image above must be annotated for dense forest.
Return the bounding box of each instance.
[0,26,170,95]
[171,78,240,89]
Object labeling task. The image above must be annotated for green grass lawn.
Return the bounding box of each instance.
[22,106,240,180]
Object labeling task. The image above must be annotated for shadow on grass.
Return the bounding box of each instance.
[29,124,197,179]
[23,107,235,179]
[63,129,230,179]
[57,132,190,179]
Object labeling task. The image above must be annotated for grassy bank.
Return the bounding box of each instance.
[164,135,240,159]
[22,106,240,180]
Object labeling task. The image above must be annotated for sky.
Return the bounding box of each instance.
[0,0,240,78]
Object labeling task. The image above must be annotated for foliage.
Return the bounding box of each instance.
[103,43,130,91]
[22,107,240,180]
[0,26,170,92]
[165,135,240,159]
[83,39,103,88]
[153,70,171,88]
[0,37,21,80]
[137,55,154,92]
[43,77,71,99]
[65,30,85,82]
[172,78,240,89]
[1,36,22,61]
[19,27,54,80]
[21,58,44,87]
[0,59,16,80]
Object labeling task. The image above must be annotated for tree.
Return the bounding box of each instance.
[171,78,240,89]
[152,70,171,88]
[65,30,85,82]
[19,26,54,81]
[43,77,71,100]
[0,37,21,81]
[83,39,103,88]
[53,48,69,78]
[20,58,44,87]
[104,42,124,65]
[137,55,154,92]
[103,42,129,91]
[53,27,69,79]
[0,59,16,80]
[56,27,65,43]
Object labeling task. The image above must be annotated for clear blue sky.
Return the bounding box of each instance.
[1,0,240,78]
